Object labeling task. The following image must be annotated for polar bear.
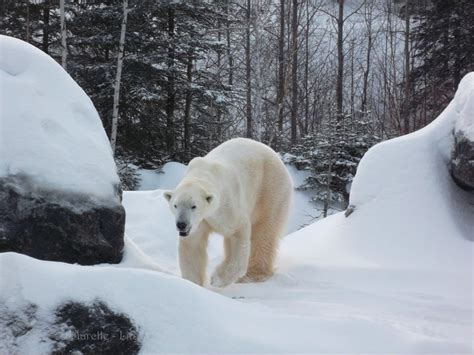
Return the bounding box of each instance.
[164,138,292,287]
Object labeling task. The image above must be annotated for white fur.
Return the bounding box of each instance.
[164,138,293,287]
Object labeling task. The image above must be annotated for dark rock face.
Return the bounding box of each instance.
[0,174,125,265]
[452,131,474,190]
[50,300,141,355]
[1,299,140,354]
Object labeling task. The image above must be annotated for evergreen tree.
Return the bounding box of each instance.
[410,0,474,121]
[0,0,60,54]
[289,115,379,214]
[45,0,231,166]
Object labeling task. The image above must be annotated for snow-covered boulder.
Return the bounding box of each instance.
[0,35,125,264]
[316,72,474,269]
[451,73,474,190]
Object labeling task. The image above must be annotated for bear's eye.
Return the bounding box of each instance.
[174,205,177,209]
[191,205,196,210]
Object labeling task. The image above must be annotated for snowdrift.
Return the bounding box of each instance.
[1,71,473,352]
[282,73,474,271]
[0,35,120,200]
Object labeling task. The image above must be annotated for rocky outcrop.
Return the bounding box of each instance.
[451,73,474,191]
[452,131,474,190]
[0,175,125,265]
[0,299,140,355]
[50,300,141,355]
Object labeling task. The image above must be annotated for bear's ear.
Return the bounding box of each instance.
[206,194,214,204]
[163,191,173,201]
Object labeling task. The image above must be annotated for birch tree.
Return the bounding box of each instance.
[25,1,30,43]
[335,0,344,121]
[360,0,375,117]
[183,50,193,160]
[166,6,176,153]
[290,0,298,144]
[245,0,252,139]
[277,0,285,133]
[60,0,67,69]
[225,0,233,87]
[403,0,411,134]
[110,0,129,155]
[42,1,50,54]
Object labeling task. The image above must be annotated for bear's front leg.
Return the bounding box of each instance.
[179,225,209,286]
[211,223,251,288]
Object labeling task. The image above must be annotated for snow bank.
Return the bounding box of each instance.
[136,162,186,191]
[285,164,321,231]
[121,190,178,272]
[0,35,119,200]
[336,72,474,270]
[1,252,295,354]
[3,250,464,354]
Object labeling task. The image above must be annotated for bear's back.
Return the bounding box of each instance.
[205,138,277,166]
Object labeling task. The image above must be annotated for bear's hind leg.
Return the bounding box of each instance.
[239,203,289,283]
[238,221,278,283]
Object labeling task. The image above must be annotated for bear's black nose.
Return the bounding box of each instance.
[177,222,187,231]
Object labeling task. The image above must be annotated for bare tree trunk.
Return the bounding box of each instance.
[166,7,176,153]
[26,1,30,43]
[303,0,310,135]
[245,0,252,139]
[60,0,67,69]
[217,18,222,139]
[336,0,344,121]
[184,51,193,160]
[226,0,233,86]
[290,0,298,144]
[453,22,462,89]
[361,0,373,116]
[110,0,129,155]
[350,39,355,120]
[42,1,50,53]
[277,0,285,133]
[403,0,411,134]
[323,151,333,218]
[381,4,390,136]
[386,0,402,134]
[253,6,263,141]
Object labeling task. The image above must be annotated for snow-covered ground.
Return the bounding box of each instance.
[2,70,474,353]
[125,74,474,353]
[123,72,474,349]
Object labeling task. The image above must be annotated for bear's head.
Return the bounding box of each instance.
[164,181,216,237]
